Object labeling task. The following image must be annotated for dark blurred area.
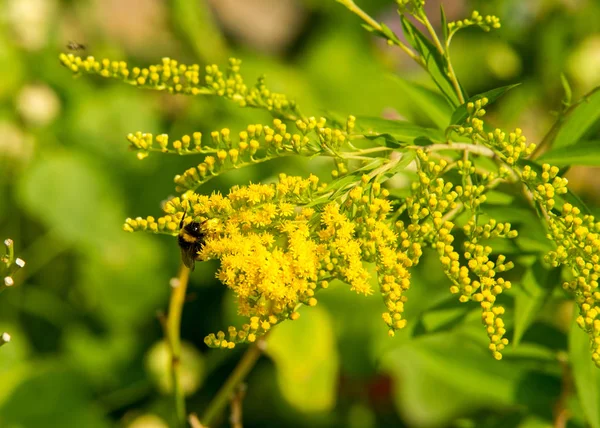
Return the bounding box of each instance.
[1,0,599,427]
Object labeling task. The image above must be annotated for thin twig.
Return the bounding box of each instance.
[201,336,268,427]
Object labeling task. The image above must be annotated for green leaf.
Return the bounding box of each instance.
[440,5,449,43]
[538,140,600,166]
[382,330,523,427]
[399,15,461,107]
[171,0,228,63]
[450,83,521,125]
[560,73,572,108]
[0,369,111,428]
[266,306,339,412]
[569,315,600,428]
[552,87,600,149]
[388,75,453,129]
[355,116,445,147]
[512,262,560,347]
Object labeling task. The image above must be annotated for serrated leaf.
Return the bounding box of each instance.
[450,83,521,125]
[266,306,338,412]
[569,315,600,428]
[355,116,445,147]
[538,140,600,166]
[552,87,600,149]
[512,262,560,347]
[399,15,461,107]
[388,75,453,129]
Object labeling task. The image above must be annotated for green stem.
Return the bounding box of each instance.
[419,12,465,104]
[338,0,422,65]
[167,264,191,427]
[201,336,267,426]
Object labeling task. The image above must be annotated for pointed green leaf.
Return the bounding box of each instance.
[569,316,600,428]
[399,15,461,107]
[450,83,521,125]
[560,73,572,108]
[512,262,560,347]
[389,75,453,129]
[440,5,449,43]
[553,87,600,149]
[538,140,600,166]
[355,116,445,147]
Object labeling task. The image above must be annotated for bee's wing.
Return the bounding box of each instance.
[180,249,196,271]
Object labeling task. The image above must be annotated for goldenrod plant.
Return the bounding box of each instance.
[56,0,600,426]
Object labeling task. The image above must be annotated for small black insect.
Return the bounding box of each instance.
[177,212,207,271]
[66,41,86,51]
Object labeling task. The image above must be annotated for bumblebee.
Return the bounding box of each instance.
[178,212,207,271]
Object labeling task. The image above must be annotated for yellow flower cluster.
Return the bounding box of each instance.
[457,98,536,165]
[523,164,600,367]
[59,55,300,120]
[406,151,516,359]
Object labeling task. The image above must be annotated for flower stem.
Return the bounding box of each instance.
[201,336,267,426]
[166,264,191,427]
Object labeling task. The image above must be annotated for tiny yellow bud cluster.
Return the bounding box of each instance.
[59,55,300,120]
[448,10,501,34]
[457,98,536,165]
[171,117,354,192]
[1,238,25,292]
[521,165,600,366]
[126,131,211,160]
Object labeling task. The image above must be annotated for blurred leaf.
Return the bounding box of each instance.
[399,15,461,107]
[450,84,521,125]
[355,116,444,147]
[145,340,204,396]
[538,140,600,166]
[560,73,572,108]
[512,261,560,347]
[569,316,600,428]
[382,330,522,427]
[170,0,228,64]
[388,75,453,129]
[18,152,124,249]
[552,87,600,149]
[266,306,338,412]
[0,369,111,428]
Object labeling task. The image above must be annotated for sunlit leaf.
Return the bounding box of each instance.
[552,87,600,149]
[389,75,453,129]
[450,83,521,125]
[266,306,338,412]
[399,15,461,107]
[538,140,600,166]
[355,116,445,147]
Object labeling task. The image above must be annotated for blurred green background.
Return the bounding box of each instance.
[1,0,600,427]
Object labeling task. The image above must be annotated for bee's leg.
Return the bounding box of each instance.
[179,210,186,229]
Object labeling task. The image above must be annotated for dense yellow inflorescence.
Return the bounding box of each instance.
[522,164,600,367]
[59,54,300,120]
